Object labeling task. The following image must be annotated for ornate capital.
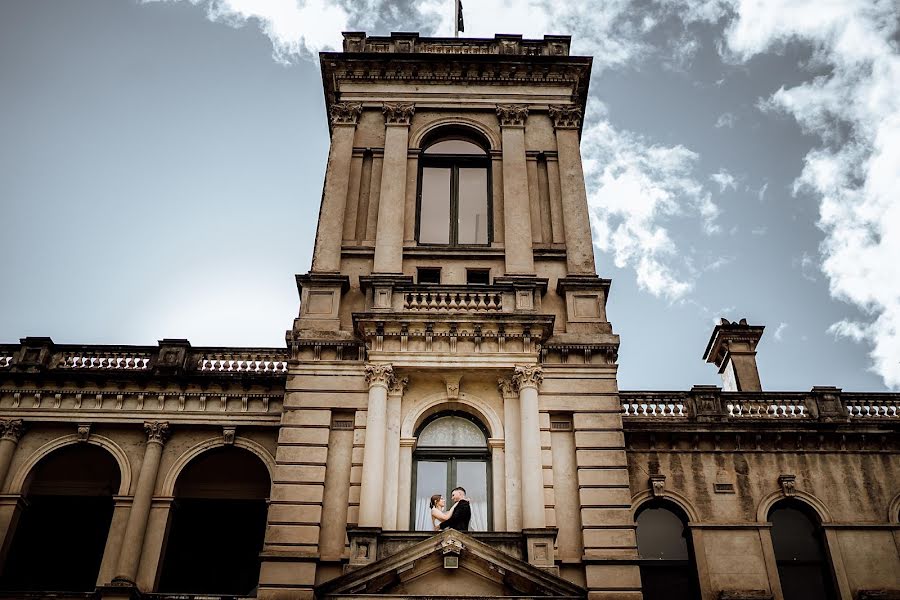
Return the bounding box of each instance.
[365,363,395,389]
[0,419,25,443]
[496,104,529,127]
[548,105,582,129]
[498,377,517,397]
[513,365,543,390]
[388,376,409,396]
[144,421,170,445]
[382,102,415,125]
[330,102,363,126]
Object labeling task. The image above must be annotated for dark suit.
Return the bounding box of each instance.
[439,499,471,531]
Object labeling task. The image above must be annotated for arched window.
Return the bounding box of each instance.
[417,131,491,246]
[0,444,120,592]
[158,446,270,595]
[412,412,491,531]
[769,500,837,600]
[635,500,700,600]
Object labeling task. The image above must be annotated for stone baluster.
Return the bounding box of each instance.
[513,365,546,529]
[358,364,394,527]
[112,421,169,586]
[373,103,414,274]
[497,104,535,275]
[0,420,24,489]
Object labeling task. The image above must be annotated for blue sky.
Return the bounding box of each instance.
[1,0,897,392]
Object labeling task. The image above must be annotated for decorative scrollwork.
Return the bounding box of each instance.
[330,102,363,126]
[144,421,170,445]
[512,365,543,390]
[548,105,582,129]
[383,103,415,125]
[496,104,529,127]
[0,419,25,443]
[365,363,395,389]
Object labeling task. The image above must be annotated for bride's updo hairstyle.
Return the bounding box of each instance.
[429,494,442,509]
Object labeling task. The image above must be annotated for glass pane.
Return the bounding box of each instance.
[419,167,451,244]
[414,461,447,531]
[417,416,486,447]
[457,168,488,244]
[424,139,485,155]
[636,507,689,560]
[770,506,825,561]
[455,461,488,531]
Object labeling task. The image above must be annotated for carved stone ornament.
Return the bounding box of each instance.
[76,423,91,443]
[498,377,517,397]
[365,363,395,389]
[0,419,25,443]
[330,102,363,126]
[778,474,797,497]
[382,102,415,125]
[444,375,461,400]
[548,105,583,129]
[144,421,170,445]
[223,427,236,445]
[496,104,529,127]
[512,364,543,390]
[388,376,409,396]
[649,474,666,497]
[440,535,464,555]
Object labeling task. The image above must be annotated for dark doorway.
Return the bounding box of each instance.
[157,446,270,595]
[0,444,120,592]
[635,500,700,600]
[770,501,837,600]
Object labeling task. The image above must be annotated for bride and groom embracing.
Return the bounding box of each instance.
[428,486,472,531]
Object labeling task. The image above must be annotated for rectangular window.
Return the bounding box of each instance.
[457,168,488,244]
[466,269,490,285]
[417,267,442,284]
[419,167,451,244]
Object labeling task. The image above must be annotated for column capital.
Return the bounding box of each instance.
[365,363,395,389]
[144,421,170,445]
[0,419,24,443]
[388,376,409,396]
[382,102,415,126]
[513,364,543,390]
[496,104,529,127]
[498,377,517,398]
[488,437,505,450]
[548,105,582,129]
[400,437,417,448]
[330,101,363,126]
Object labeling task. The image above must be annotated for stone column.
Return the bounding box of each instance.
[382,376,407,529]
[0,419,24,490]
[373,103,414,274]
[549,105,596,276]
[499,378,522,531]
[312,102,363,273]
[358,364,393,527]
[396,438,415,529]
[112,421,169,586]
[497,104,535,275]
[488,438,506,532]
[513,365,546,529]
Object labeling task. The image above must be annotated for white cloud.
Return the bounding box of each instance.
[773,322,788,341]
[715,112,736,128]
[710,169,737,192]
[794,251,818,282]
[751,226,767,236]
[757,182,768,202]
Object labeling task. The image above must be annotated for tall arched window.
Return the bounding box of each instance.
[158,446,270,595]
[0,444,120,592]
[769,500,837,600]
[417,131,491,246]
[635,500,700,600]
[412,412,490,531]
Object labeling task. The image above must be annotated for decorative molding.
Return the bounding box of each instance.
[649,474,666,497]
[144,421,170,445]
[512,365,543,390]
[330,102,363,126]
[548,105,582,129]
[0,419,25,443]
[383,102,415,125]
[496,104,529,127]
[365,363,395,389]
[444,375,461,400]
[223,427,236,445]
[76,423,91,443]
[388,376,409,396]
[778,474,796,497]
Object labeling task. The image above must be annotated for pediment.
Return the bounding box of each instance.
[316,530,585,599]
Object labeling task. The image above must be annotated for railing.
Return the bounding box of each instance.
[403,289,502,312]
[622,395,689,417]
[0,353,13,368]
[844,394,900,417]
[198,352,288,373]
[56,351,152,370]
[725,396,808,418]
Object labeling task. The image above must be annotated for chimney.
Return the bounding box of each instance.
[703,318,765,391]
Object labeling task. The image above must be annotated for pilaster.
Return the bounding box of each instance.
[497,104,535,275]
[373,103,414,274]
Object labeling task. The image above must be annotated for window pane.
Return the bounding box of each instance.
[419,167,451,244]
[770,506,825,561]
[455,461,488,531]
[414,461,448,531]
[424,139,485,155]
[636,507,689,560]
[457,168,488,244]
[417,416,486,447]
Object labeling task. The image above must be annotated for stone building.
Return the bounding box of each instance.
[0,32,898,600]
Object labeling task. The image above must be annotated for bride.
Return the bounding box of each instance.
[429,494,457,530]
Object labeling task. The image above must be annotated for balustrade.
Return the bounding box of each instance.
[621,397,688,417]
[57,351,151,370]
[0,354,12,368]
[844,395,900,418]
[403,289,502,312]
[198,352,288,373]
[725,396,807,418]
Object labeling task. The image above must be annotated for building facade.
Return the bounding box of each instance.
[0,32,898,600]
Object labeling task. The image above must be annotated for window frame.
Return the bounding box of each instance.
[415,138,492,247]
[634,499,702,600]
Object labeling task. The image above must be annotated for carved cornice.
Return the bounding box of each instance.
[0,419,24,443]
[513,365,543,390]
[496,104,529,127]
[383,103,415,126]
[365,363,395,389]
[330,102,363,126]
[548,105,582,129]
[144,421,170,445]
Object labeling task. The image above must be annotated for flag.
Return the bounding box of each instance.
[457,0,465,33]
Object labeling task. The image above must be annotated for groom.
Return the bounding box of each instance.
[439,486,471,531]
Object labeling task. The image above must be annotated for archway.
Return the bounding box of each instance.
[0,443,121,591]
[157,445,270,595]
[769,499,837,600]
[634,499,700,600]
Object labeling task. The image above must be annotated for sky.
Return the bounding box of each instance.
[0,0,898,392]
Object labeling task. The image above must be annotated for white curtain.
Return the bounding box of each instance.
[469,497,487,531]
[414,495,433,531]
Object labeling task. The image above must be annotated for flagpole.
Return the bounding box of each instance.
[454,0,459,38]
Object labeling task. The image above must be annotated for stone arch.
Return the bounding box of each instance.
[757,488,833,523]
[631,489,701,523]
[887,492,900,523]
[401,391,504,440]
[7,433,131,496]
[161,436,275,497]
[410,118,500,152]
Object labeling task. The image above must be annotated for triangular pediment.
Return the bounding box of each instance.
[316,530,586,599]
